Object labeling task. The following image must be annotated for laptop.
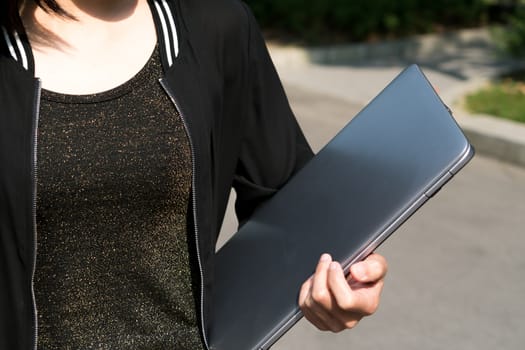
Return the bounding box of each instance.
[209,64,474,350]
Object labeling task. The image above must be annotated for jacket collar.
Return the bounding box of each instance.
[149,0,180,71]
[1,25,34,74]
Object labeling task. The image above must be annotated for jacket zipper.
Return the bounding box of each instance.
[159,78,210,350]
[31,79,42,350]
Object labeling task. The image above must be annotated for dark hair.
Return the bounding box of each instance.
[34,0,68,14]
[1,0,67,32]
[0,0,20,31]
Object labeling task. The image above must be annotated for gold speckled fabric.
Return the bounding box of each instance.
[35,45,204,350]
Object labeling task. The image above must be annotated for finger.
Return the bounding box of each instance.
[350,253,388,283]
[328,261,382,318]
[302,299,346,334]
[327,261,354,309]
[325,261,365,328]
[298,277,312,307]
[308,254,349,331]
[299,271,332,331]
[310,253,332,306]
[301,302,332,331]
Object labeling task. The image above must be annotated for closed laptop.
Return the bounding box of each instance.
[209,64,474,350]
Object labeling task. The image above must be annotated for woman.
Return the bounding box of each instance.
[0,0,388,349]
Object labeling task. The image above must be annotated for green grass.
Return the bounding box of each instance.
[465,71,525,123]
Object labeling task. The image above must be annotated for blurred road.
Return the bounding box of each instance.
[218,82,525,350]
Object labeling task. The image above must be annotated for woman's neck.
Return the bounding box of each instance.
[21,0,158,95]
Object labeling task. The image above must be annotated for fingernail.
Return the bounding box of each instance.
[320,253,331,262]
[329,262,339,271]
[353,264,367,280]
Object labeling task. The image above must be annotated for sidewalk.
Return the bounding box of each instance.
[267,28,525,167]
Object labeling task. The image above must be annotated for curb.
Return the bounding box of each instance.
[455,112,525,167]
[441,78,525,168]
[267,29,525,168]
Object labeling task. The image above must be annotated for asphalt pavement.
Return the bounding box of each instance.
[217,28,525,350]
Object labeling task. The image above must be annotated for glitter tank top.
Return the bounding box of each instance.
[34,45,205,350]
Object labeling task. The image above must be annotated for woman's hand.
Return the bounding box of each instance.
[298,253,387,332]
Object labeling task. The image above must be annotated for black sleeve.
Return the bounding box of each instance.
[232,3,314,224]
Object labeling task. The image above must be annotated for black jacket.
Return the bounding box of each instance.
[0,0,313,349]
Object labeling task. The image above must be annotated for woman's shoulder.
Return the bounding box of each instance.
[171,0,259,63]
[174,0,253,33]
